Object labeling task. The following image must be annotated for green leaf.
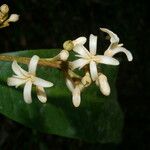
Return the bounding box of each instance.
[0,49,123,143]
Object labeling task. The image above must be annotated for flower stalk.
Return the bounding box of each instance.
[0,55,62,69]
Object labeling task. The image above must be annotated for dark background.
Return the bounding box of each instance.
[0,0,149,149]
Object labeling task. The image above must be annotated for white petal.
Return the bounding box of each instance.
[33,77,54,87]
[97,74,110,96]
[104,47,133,61]
[89,61,98,81]
[12,61,28,77]
[100,28,119,44]
[74,54,86,58]
[23,81,32,104]
[89,34,97,55]
[36,86,47,103]
[70,59,89,70]
[73,37,87,46]
[96,55,119,65]
[28,55,39,75]
[73,45,90,58]
[7,77,26,88]
[66,78,74,92]
[72,86,81,107]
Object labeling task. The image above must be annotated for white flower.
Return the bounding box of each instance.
[96,73,110,96]
[100,28,133,61]
[66,78,82,107]
[7,55,54,104]
[71,34,119,81]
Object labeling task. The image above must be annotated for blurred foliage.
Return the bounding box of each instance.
[0,0,149,149]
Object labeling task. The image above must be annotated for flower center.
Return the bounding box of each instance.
[25,74,35,82]
[88,55,97,62]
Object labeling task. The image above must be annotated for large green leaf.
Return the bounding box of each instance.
[0,49,123,143]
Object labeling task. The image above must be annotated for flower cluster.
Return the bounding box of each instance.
[1,4,133,108]
[63,28,133,107]
[6,27,133,107]
[0,4,19,28]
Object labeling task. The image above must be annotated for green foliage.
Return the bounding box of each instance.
[0,49,123,143]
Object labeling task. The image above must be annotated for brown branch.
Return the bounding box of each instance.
[0,55,62,69]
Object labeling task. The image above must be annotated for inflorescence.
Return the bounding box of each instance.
[0,4,19,28]
[0,4,133,107]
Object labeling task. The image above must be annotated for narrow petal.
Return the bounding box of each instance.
[74,54,86,58]
[100,28,119,44]
[97,74,110,96]
[96,55,119,65]
[36,86,47,103]
[72,86,81,107]
[66,78,74,92]
[73,45,90,58]
[28,55,39,75]
[7,77,26,88]
[70,58,89,70]
[33,77,54,87]
[104,47,133,61]
[89,61,98,81]
[12,61,28,77]
[73,37,87,46]
[23,81,32,104]
[89,34,97,55]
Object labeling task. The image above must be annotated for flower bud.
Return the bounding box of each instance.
[0,4,9,14]
[72,86,81,107]
[8,14,19,22]
[97,74,110,96]
[59,50,69,61]
[81,72,92,87]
